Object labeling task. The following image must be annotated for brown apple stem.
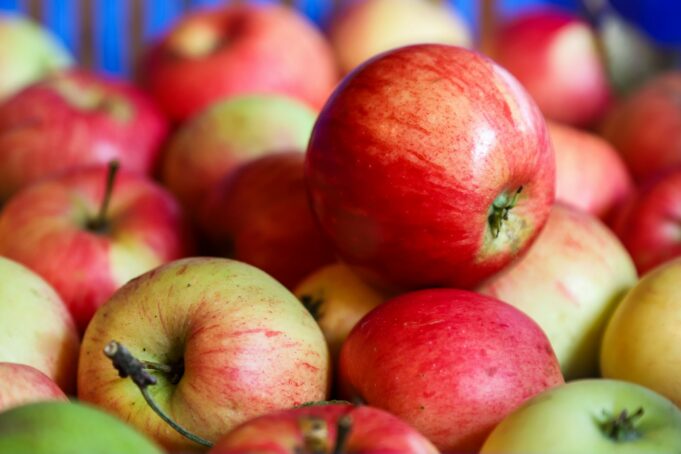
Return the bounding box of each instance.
[103,341,214,448]
[89,161,120,233]
[332,415,352,454]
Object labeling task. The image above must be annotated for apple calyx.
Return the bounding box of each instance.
[599,407,645,442]
[299,294,324,321]
[87,161,120,234]
[103,340,213,448]
[52,77,133,122]
[488,186,523,238]
[298,413,353,454]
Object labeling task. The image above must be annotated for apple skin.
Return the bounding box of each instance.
[494,8,612,127]
[161,94,317,220]
[0,14,72,101]
[0,69,168,202]
[0,401,163,454]
[78,257,330,452]
[0,257,79,393]
[548,121,632,219]
[141,3,338,122]
[481,379,681,454]
[200,152,335,289]
[609,169,681,274]
[209,403,438,454]
[339,288,564,452]
[0,363,67,412]
[329,0,471,74]
[601,71,681,183]
[601,257,681,406]
[478,204,638,380]
[306,44,555,290]
[0,166,194,332]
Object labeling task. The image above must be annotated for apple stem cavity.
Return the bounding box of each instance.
[299,294,324,321]
[88,161,120,234]
[332,414,352,454]
[600,407,645,442]
[103,340,214,448]
[488,186,523,238]
[300,416,329,454]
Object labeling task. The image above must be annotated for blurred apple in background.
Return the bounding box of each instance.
[494,8,612,127]
[0,14,72,101]
[601,71,681,183]
[0,257,79,393]
[339,289,563,452]
[201,152,335,289]
[0,363,67,412]
[478,204,637,380]
[328,0,471,74]
[0,69,168,202]
[141,3,337,122]
[601,257,681,406]
[161,94,317,221]
[549,121,632,219]
[0,164,193,332]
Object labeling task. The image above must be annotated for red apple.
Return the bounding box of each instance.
[601,71,681,182]
[0,164,193,332]
[141,3,338,122]
[0,69,168,202]
[0,363,67,412]
[494,8,612,127]
[339,289,564,452]
[209,404,438,453]
[548,121,632,218]
[609,168,681,274]
[306,44,555,290]
[201,151,335,289]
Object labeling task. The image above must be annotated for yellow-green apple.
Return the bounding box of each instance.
[141,3,337,122]
[0,69,168,202]
[328,0,471,74]
[601,71,681,182]
[609,169,681,274]
[0,363,67,412]
[294,263,388,360]
[601,257,681,406]
[161,94,317,220]
[0,164,193,332]
[78,257,330,452]
[0,401,163,454]
[200,152,335,289]
[548,121,632,219]
[0,14,72,101]
[338,289,564,452]
[306,44,555,290]
[481,379,681,454]
[494,8,612,127]
[478,204,637,380]
[0,257,79,392]
[209,403,438,453]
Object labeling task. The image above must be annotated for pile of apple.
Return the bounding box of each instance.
[2,1,681,453]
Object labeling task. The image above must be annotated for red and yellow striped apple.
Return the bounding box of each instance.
[0,363,67,412]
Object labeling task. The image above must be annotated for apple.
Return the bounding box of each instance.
[328,0,472,74]
[0,14,72,101]
[306,44,555,290]
[601,71,681,183]
[0,401,163,454]
[478,203,638,380]
[0,69,168,202]
[548,121,632,219]
[141,3,338,121]
[339,288,564,452]
[601,257,681,406]
[608,168,681,274]
[200,151,335,289]
[0,256,79,392]
[160,94,317,220]
[0,164,193,332]
[78,257,330,452]
[494,8,612,127]
[0,363,67,412]
[480,379,681,453]
[209,403,438,453]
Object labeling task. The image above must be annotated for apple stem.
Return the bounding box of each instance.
[89,161,120,233]
[141,360,173,374]
[600,407,644,442]
[488,186,523,238]
[332,415,352,454]
[103,340,214,448]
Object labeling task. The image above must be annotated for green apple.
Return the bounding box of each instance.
[0,401,162,454]
[481,379,681,454]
